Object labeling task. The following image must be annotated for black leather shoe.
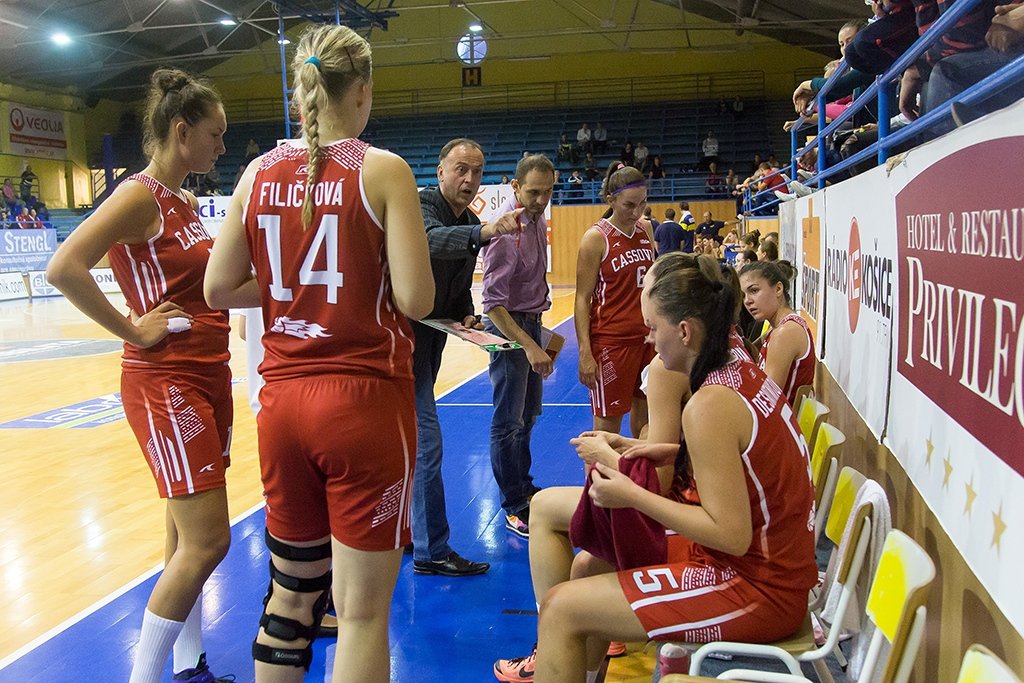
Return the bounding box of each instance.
[413,551,490,576]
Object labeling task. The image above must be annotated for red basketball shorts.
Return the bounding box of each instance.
[618,544,807,643]
[257,374,416,551]
[588,341,655,417]
[120,363,233,499]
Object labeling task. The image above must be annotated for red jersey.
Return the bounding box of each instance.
[758,312,816,404]
[106,173,229,368]
[589,219,654,343]
[244,139,414,382]
[692,356,817,593]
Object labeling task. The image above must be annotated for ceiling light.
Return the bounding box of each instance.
[278,38,290,45]
[219,18,237,26]
[51,32,72,46]
[468,23,483,32]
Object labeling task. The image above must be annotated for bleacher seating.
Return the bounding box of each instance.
[215,98,774,202]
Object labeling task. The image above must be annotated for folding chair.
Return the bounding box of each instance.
[809,423,844,545]
[956,644,1022,683]
[796,396,830,454]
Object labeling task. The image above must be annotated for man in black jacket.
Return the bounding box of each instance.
[412,138,522,576]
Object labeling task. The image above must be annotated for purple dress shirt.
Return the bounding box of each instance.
[481,196,551,315]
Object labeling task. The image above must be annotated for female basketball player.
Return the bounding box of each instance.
[574,166,655,436]
[47,69,233,683]
[203,24,433,683]
[529,255,817,683]
[739,260,815,404]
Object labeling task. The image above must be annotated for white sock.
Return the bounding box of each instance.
[129,610,185,683]
[585,671,599,683]
[173,597,205,673]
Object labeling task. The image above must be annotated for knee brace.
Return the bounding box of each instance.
[252,530,332,670]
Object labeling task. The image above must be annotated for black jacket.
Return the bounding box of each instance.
[419,186,486,320]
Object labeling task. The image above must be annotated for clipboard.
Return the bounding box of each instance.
[421,319,523,352]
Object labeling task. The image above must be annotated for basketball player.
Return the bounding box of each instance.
[529,254,817,683]
[739,260,815,405]
[574,166,655,437]
[46,69,234,682]
[203,24,433,683]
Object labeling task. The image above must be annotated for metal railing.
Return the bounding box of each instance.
[786,0,1024,190]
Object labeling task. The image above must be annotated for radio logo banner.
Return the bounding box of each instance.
[894,137,1024,476]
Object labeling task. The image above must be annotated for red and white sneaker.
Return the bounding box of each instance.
[606,641,626,657]
[494,645,536,681]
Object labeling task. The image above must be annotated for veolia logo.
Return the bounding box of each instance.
[10,108,24,132]
[848,218,862,334]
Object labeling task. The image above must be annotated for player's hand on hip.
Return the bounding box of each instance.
[131,301,191,348]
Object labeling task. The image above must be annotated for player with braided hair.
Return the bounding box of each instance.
[205,23,433,683]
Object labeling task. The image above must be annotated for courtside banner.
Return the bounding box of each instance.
[6,103,67,159]
[779,195,824,356]
[0,228,57,272]
[27,268,121,298]
[194,195,231,237]
[0,272,29,301]
[821,175,895,438]
[884,101,1024,634]
[779,200,802,299]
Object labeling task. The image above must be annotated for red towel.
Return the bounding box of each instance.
[569,457,668,571]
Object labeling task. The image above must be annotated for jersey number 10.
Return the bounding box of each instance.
[258,214,345,303]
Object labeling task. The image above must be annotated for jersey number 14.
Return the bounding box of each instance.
[258,214,344,303]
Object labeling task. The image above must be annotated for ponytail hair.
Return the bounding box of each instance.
[142,68,221,160]
[648,252,738,390]
[292,24,372,229]
[739,259,797,306]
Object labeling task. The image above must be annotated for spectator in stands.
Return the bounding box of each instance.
[701,130,719,169]
[647,155,666,180]
[202,166,222,195]
[2,179,17,213]
[620,141,635,168]
[696,211,725,241]
[634,141,649,171]
[500,175,511,184]
[576,123,592,155]
[653,207,685,254]
[0,207,9,229]
[15,206,33,227]
[593,122,608,154]
[925,3,1024,135]
[732,95,745,118]
[750,152,763,172]
[243,138,261,164]
[705,161,727,196]
[20,165,38,203]
[231,162,247,192]
[567,169,583,199]
[36,202,51,227]
[752,162,788,215]
[583,152,599,181]
[557,134,575,164]
[28,208,44,228]
[552,169,563,205]
[725,168,738,191]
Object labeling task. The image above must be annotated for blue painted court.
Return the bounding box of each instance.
[1,317,598,682]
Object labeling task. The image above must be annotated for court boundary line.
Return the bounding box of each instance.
[0,312,576,669]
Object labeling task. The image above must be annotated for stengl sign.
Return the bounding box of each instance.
[6,103,67,159]
[0,228,57,271]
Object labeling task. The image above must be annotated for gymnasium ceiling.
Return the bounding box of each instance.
[0,0,864,103]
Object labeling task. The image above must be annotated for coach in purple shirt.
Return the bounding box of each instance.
[481,154,556,539]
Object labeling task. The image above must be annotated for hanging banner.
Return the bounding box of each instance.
[885,101,1024,635]
[821,175,896,438]
[6,103,67,160]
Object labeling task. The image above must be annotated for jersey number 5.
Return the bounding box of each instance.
[258,214,344,303]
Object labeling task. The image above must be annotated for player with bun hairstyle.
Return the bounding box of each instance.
[526,253,816,683]
[47,69,233,682]
[204,23,433,683]
[575,166,655,436]
[739,260,815,404]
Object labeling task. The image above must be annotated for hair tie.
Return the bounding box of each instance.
[305,56,322,70]
[343,46,357,71]
[611,180,646,195]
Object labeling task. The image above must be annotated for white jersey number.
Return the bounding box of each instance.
[258,214,344,303]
